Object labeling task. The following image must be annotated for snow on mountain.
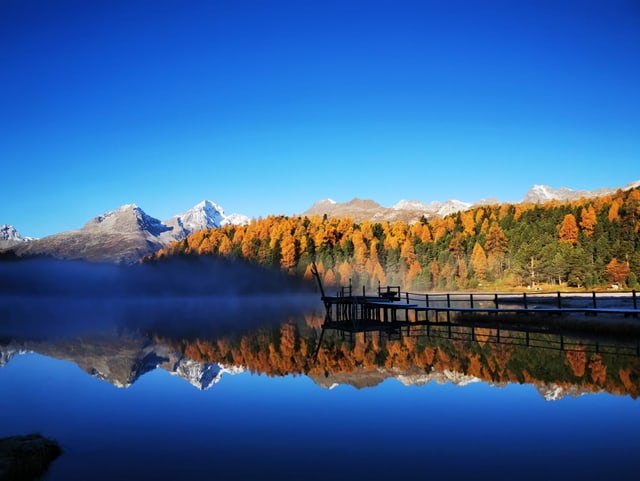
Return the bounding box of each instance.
[171,359,245,390]
[392,199,430,211]
[521,180,640,204]
[224,212,250,225]
[87,203,171,237]
[180,200,248,229]
[391,199,472,218]
[436,199,473,217]
[521,184,564,203]
[2,200,249,263]
[534,382,596,401]
[165,200,249,241]
[0,224,35,247]
[0,348,29,367]
[174,200,226,231]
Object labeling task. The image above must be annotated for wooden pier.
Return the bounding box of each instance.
[312,283,640,360]
[320,283,640,332]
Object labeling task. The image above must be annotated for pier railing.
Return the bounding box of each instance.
[322,285,640,326]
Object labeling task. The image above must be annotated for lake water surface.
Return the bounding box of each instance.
[1,293,639,480]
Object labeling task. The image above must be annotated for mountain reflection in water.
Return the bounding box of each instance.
[2,294,640,480]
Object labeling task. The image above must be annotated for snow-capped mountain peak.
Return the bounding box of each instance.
[437,199,473,217]
[171,359,245,390]
[1,224,32,242]
[177,200,226,231]
[170,199,249,235]
[522,184,556,203]
[88,204,169,237]
[392,199,430,211]
[391,199,472,217]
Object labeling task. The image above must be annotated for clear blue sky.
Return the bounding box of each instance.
[1,0,639,238]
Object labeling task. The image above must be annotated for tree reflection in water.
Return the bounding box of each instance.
[153,309,640,400]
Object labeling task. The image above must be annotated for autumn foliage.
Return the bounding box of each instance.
[154,316,640,399]
[150,187,640,290]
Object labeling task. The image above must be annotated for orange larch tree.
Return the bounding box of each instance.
[470,241,488,281]
[605,258,631,285]
[280,233,297,271]
[559,213,579,246]
[579,205,597,236]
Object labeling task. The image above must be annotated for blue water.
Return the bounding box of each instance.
[1,352,638,481]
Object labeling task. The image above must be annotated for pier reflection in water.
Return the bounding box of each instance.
[1,295,640,480]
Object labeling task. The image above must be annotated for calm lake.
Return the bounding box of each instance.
[2,290,640,481]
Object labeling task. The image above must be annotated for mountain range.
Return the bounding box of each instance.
[2,180,639,263]
[0,334,244,390]
[1,200,249,264]
[301,179,640,224]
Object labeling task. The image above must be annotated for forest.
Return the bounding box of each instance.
[150,186,640,292]
[152,314,640,399]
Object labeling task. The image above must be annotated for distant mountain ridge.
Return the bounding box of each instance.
[521,180,640,203]
[302,197,482,224]
[1,200,249,264]
[302,179,640,223]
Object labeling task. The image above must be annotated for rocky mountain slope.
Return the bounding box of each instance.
[302,197,481,224]
[0,335,243,390]
[2,201,248,264]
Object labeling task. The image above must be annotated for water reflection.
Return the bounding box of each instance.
[2,291,640,481]
[2,294,639,400]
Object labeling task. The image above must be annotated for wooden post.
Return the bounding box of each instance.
[446,293,451,323]
[470,293,474,309]
[592,291,597,309]
[557,291,562,309]
[425,293,429,308]
[494,293,499,309]
[523,292,528,310]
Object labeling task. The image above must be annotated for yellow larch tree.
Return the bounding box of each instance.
[410,222,432,243]
[579,205,597,236]
[218,235,233,256]
[359,220,375,242]
[460,210,475,236]
[479,218,490,236]
[280,232,297,271]
[470,241,488,281]
[429,217,448,241]
[400,237,417,266]
[351,229,369,271]
[608,200,621,222]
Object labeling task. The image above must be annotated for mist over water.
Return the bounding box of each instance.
[0,257,322,339]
